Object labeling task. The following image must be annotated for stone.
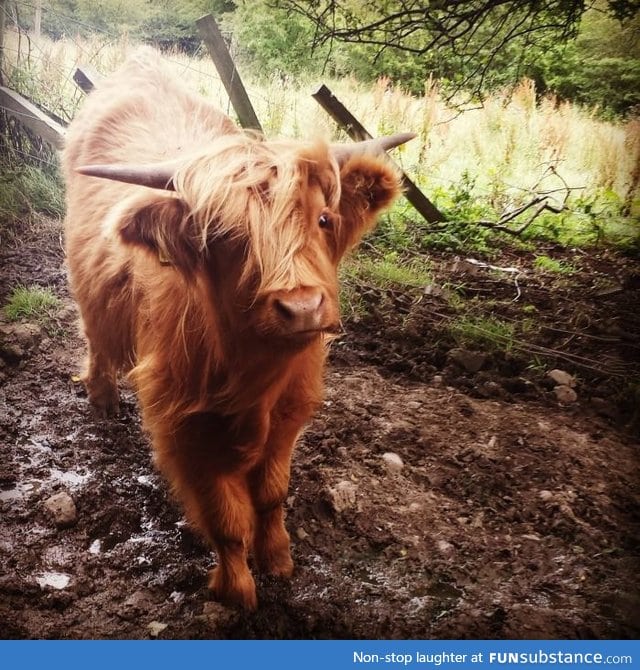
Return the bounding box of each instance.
[328,480,358,512]
[0,323,42,364]
[381,452,404,474]
[147,621,168,637]
[548,369,576,388]
[449,348,487,373]
[480,381,504,398]
[423,284,452,300]
[554,385,578,404]
[43,492,77,528]
[436,539,455,555]
[0,342,24,364]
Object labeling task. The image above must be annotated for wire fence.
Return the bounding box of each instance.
[0,0,627,208]
[2,0,280,112]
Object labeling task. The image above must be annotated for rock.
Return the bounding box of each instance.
[0,342,25,364]
[590,397,619,420]
[406,401,422,410]
[296,527,310,541]
[547,369,576,387]
[43,492,77,528]
[0,323,42,364]
[147,621,168,637]
[451,258,481,275]
[381,452,404,474]
[432,375,444,387]
[328,480,358,512]
[436,539,455,555]
[554,385,578,404]
[197,600,238,627]
[539,490,554,502]
[478,380,505,398]
[423,283,452,300]
[118,590,156,621]
[449,348,487,373]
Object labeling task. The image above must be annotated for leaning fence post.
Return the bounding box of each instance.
[73,65,103,94]
[196,14,262,133]
[0,86,65,148]
[312,84,446,224]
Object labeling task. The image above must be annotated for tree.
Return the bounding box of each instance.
[271,0,640,100]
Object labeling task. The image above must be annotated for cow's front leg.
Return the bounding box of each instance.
[152,417,263,610]
[205,472,257,609]
[250,446,296,578]
[82,345,119,417]
[250,405,313,577]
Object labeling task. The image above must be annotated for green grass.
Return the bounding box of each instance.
[448,315,516,352]
[4,285,62,323]
[533,255,577,274]
[355,254,432,289]
[0,163,65,222]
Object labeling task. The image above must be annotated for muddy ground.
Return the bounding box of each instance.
[0,215,639,639]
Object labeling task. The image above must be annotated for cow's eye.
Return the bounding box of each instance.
[318,213,332,230]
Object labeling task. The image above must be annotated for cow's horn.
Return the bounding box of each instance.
[75,162,177,190]
[331,132,416,165]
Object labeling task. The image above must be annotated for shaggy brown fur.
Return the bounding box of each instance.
[63,49,403,609]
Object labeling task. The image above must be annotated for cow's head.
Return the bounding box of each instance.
[77,133,412,352]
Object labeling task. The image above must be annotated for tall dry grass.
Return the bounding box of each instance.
[3,28,638,219]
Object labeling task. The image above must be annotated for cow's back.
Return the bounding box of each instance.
[62,50,234,373]
[64,49,235,172]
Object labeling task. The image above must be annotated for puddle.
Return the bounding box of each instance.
[36,572,71,590]
[88,539,102,555]
[51,468,91,488]
[0,480,41,503]
[0,468,90,505]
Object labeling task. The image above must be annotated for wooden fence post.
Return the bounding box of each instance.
[34,0,42,39]
[0,0,7,86]
[196,14,262,133]
[313,84,446,224]
[0,86,65,148]
[73,65,103,93]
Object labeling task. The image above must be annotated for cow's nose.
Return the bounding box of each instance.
[273,288,326,333]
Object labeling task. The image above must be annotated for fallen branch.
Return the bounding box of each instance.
[473,165,581,236]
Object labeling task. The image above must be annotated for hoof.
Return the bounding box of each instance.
[255,549,294,578]
[208,567,258,611]
[83,374,120,418]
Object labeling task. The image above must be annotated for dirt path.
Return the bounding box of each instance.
[1,220,638,639]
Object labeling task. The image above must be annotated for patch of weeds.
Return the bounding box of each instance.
[533,255,576,274]
[355,252,432,289]
[526,356,548,375]
[523,191,640,251]
[448,315,515,352]
[339,279,367,323]
[4,285,62,327]
[0,162,65,223]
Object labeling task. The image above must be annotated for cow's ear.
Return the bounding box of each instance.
[111,193,199,273]
[338,155,402,248]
